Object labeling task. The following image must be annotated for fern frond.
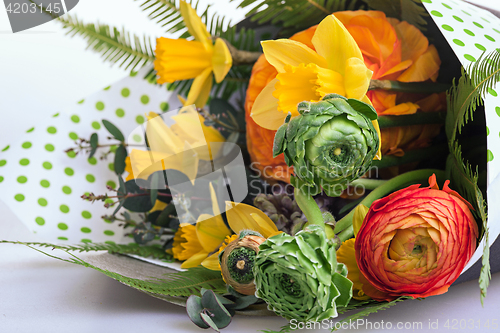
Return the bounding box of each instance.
[0,240,171,259]
[447,50,500,142]
[58,15,156,72]
[234,0,359,35]
[362,0,428,31]
[479,230,491,306]
[5,241,226,297]
[136,0,231,37]
[331,297,410,331]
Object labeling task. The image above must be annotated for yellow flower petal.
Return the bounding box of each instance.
[344,57,372,99]
[372,119,382,160]
[185,68,213,108]
[250,78,289,130]
[337,239,370,300]
[201,252,222,271]
[151,200,168,212]
[196,213,231,253]
[146,112,184,155]
[212,38,233,83]
[208,182,221,217]
[261,39,328,73]
[154,38,212,83]
[226,201,279,238]
[312,15,364,75]
[352,204,369,237]
[181,250,209,269]
[179,0,212,50]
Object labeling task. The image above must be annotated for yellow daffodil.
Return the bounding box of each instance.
[172,183,281,270]
[154,0,232,107]
[250,14,374,131]
[125,106,225,181]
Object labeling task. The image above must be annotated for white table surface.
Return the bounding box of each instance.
[1,1,499,332]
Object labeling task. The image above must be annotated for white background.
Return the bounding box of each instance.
[1,0,499,332]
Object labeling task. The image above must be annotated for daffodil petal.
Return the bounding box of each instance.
[196,213,231,252]
[146,113,184,154]
[372,119,382,160]
[261,39,327,73]
[155,38,211,83]
[179,0,212,50]
[212,38,233,83]
[312,15,363,75]
[344,57,372,100]
[185,68,213,108]
[249,213,281,238]
[201,252,222,271]
[353,204,369,237]
[181,250,209,268]
[151,200,168,212]
[226,202,278,238]
[209,182,221,217]
[250,78,288,130]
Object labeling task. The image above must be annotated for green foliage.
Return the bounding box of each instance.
[0,241,171,259]
[89,133,98,159]
[235,0,360,35]
[445,50,499,304]
[4,241,226,297]
[331,297,410,331]
[102,119,125,142]
[479,231,490,306]
[114,144,128,175]
[362,0,428,31]
[58,15,156,74]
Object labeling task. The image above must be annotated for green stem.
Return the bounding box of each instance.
[371,143,449,169]
[333,169,446,236]
[294,188,325,230]
[350,178,387,190]
[378,112,446,128]
[338,226,353,243]
[369,80,451,94]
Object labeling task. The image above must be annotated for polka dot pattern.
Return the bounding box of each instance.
[0,65,181,243]
[422,0,500,184]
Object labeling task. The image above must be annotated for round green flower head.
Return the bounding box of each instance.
[273,94,379,196]
[253,225,353,322]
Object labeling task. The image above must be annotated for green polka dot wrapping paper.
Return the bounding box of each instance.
[0,68,181,244]
[422,0,500,273]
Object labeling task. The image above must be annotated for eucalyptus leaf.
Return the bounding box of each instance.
[155,203,177,228]
[187,296,210,329]
[150,172,159,206]
[114,145,128,175]
[102,119,125,142]
[89,133,98,159]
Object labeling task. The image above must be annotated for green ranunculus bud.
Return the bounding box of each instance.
[273,94,379,196]
[253,225,353,322]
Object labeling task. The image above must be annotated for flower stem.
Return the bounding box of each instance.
[371,143,449,169]
[369,79,451,94]
[378,112,446,128]
[294,188,325,230]
[350,178,387,190]
[221,39,262,66]
[334,169,446,236]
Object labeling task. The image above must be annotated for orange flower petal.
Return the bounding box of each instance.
[398,45,441,82]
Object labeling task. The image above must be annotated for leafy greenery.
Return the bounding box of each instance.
[0,241,171,259]
[331,297,410,331]
[235,0,360,35]
[445,50,499,304]
[58,15,156,74]
[4,241,226,297]
[362,0,428,31]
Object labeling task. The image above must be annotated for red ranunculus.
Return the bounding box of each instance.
[355,175,478,301]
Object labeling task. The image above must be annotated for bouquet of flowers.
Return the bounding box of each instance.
[2,0,499,331]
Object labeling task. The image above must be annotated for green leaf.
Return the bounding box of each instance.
[200,312,220,332]
[58,15,155,74]
[346,98,378,120]
[201,290,232,329]
[120,180,154,212]
[89,133,99,159]
[187,295,210,329]
[362,0,428,32]
[114,144,128,175]
[102,119,125,142]
[155,203,177,227]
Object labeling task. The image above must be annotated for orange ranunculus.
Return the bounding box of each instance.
[334,11,443,156]
[245,27,316,184]
[355,175,478,301]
